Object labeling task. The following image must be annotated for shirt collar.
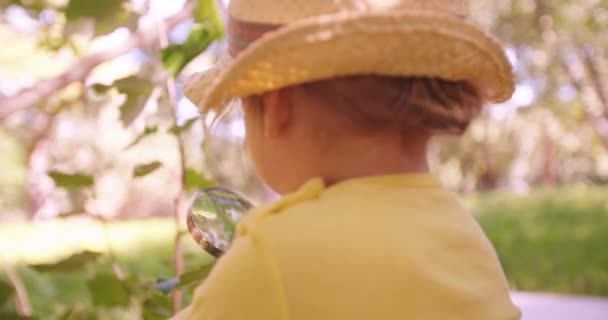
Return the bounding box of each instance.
[237,173,441,235]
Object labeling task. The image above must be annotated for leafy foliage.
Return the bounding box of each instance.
[184,168,215,191]
[48,171,94,190]
[91,76,157,127]
[133,161,163,178]
[0,0,53,12]
[0,280,13,307]
[86,272,130,307]
[65,0,131,35]
[142,292,173,320]
[163,25,220,76]
[1,0,225,317]
[162,0,224,75]
[0,218,216,319]
[154,263,214,294]
[170,118,200,136]
[113,75,156,127]
[124,125,159,150]
[0,311,30,320]
[30,251,102,272]
[65,0,123,21]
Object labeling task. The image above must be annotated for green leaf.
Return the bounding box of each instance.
[96,10,138,36]
[154,263,214,294]
[91,83,112,94]
[113,75,155,127]
[56,306,96,320]
[183,168,215,191]
[161,0,224,76]
[170,118,200,135]
[48,171,94,190]
[162,25,219,76]
[65,0,123,20]
[144,125,159,135]
[124,125,159,150]
[65,0,129,36]
[0,279,13,306]
[178,263,214,286]
[0,311,33,320]
[30,251,102,272]
[86,271,130,307]
[133,161,162,178]
[118,86,154,127]
[194,0,225,27]
[142,292,172,320]
[0,0,48,12]
[57,210,87,218]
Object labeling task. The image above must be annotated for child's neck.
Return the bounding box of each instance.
[318,132,430,186]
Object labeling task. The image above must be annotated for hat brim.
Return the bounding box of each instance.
[185,10,515,112]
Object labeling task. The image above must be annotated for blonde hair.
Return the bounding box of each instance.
[245,76,483,136]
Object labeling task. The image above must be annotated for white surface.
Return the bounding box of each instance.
[512,292,608,320]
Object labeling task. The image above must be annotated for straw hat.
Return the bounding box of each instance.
[184,0,514,112]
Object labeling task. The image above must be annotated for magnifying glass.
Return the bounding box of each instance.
[186,187,254,257]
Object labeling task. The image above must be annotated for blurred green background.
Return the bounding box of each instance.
[0,0,607,319]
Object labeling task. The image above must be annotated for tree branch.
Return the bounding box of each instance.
[155,15,188,315]
[25,112,55,219]
[580,46,608,117]
[0,0,196,121]
[561,53,608,149]
[538,0,608,151]
[587,116,608,149]
[4,265,32,317]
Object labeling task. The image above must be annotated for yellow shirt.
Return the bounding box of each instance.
[175,174,521,320]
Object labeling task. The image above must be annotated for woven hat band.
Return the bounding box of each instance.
[227,10,469,58]
[228,17,281,57]
[228,0,470,25]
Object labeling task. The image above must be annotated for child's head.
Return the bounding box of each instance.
[241,76,482,193]
[184,0,514,193]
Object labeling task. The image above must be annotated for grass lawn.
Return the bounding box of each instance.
[470,185,608,296]
[1,186,607,318]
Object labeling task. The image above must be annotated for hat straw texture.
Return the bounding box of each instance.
[184,0,514,112]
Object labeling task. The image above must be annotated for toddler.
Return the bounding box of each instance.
[176,0,521,319]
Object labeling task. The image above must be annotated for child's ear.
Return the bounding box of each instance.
[262,89,293,137]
